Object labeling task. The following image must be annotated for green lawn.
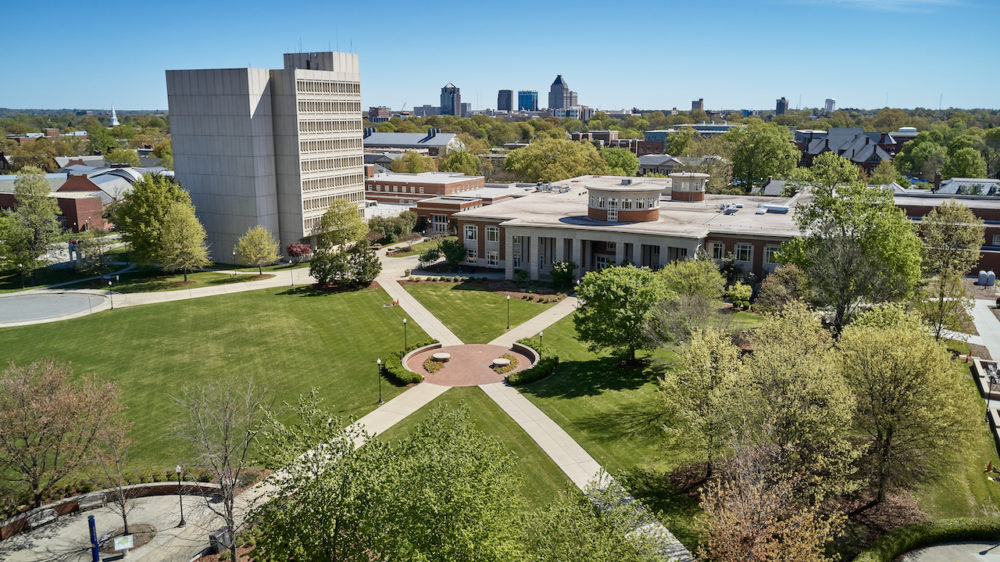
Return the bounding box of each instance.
[402,281,559,343]
[386,236,456,258]
[512,314,704,549]
[377,386,575,511]
[107,270,276,293]
[0,286,426,470]
[0,266,97,293]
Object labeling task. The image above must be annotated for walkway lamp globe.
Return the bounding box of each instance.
[989,374,998,424]
[108,280,114,310]
[403,317,408,349]
[288,260,294,286]
[16,263,23,289]
[376,358,383,404]
[506,295,511,329]
[175,465,186,527]
[539,331,543,357]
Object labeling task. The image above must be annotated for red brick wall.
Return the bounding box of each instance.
[671,190,704,202]
[706,236,787,277]
[58,197,109,231]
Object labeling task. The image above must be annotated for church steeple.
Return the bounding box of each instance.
[110,105,119,127]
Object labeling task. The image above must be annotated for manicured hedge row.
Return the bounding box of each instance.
[381,340,438,385]
[854,517,1000,561]
[506,355,559,386]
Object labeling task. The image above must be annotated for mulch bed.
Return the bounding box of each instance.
[98,523,156,554]
[398,279,565,303]
[964,277,998,300]
[972,343,993,361]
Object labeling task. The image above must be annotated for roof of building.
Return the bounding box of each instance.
[935,177,1000,195]
[363,131,460,149]
[55,155,106,169]
[454,175,801,239]
[638,154,681,166]
[894,192,1000,211]
[368,171,483,185]
[805,127,894,164]
[0,173,69,194]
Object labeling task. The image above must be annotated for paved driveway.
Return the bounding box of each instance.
[0,292,109,327]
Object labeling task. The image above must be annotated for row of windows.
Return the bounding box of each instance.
[296,80,360,94]
[710,242,779,264]
[299,119,362,133]
[300,138,362,153]
[465,249,499,265]
[303,192,362,212]
[464,225,500,243]
[368,184,425,194]
[297,100,362,113]
[301,155,363,173]
[590,195,660,210]
[302,173,364,192]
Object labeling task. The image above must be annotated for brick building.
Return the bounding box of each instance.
[365,172,485,205]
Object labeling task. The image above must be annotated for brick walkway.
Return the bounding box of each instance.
[406,344,532,386]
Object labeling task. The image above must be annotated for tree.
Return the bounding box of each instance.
[439,151,481,176]
[176,380,266,562]
[87,126,117,155]
[659,328,741,478]
[349,239,381,286]
[550,260,577,291]
[318,199,366,249]
[839,305,976,502]
[755,264,809,313]
[943,146,988,179]
[665,127,696,156]
[0,359,125,508]
[391,151,436,174]
[698,440,844,562]
[726,120,799,191]
[439,238,467,268]
[234,225,279,275]
[418,247,440,267]
[310,248,351,286]
[919,200,984,338]
[111,174,191,265]
[286,242,312,263]
[158,201,210,281]
[505,138,607,182]
[574,265,669,362]
[727,281,752,309]
[907,141,949,181]
[10,166,61,277]
[781,155,922,334]
[599,147,639,176]
[650,258,727,342]
[105,148,140,167]
[869,160,908,186]
[98,424,138,536]
[75,228,114,274]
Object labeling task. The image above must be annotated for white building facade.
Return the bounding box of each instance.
[166,51,364,260]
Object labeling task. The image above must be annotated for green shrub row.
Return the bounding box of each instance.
[506,355,559,386]
[381,340,439,385]
[854,517,1000,561]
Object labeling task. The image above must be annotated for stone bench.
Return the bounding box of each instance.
[78,493,105,511]
[27,508,56,529]
[432,352,451,361]
[492,358,511,367]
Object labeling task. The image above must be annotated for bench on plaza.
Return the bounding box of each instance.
[432,352,451,361]
[27,508,56,529]
[78,493,105,511]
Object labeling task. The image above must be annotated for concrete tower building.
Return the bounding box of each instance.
[166,51,364,260]
[547,75,577,110]
[825,98,836,113]
[497,89,515,112]
[775,97,788,115]
[440,83,461,116]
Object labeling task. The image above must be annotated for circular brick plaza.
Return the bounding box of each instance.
[405,344,535,386]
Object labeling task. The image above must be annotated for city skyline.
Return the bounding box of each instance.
[1,0,996,112]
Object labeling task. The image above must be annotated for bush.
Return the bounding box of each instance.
[439,239,467,267]
[507,355,558,386]
[287,242,312,263]
[380,339,439,385]
[855,517,1000,562]
[197,469,213,483]
[727,281,752,309]
[550,260,577,291]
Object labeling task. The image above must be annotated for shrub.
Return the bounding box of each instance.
[855,517,1000,562]
[507,355,559,386]
[380,340,438,385]
[422,357,445,374]
[439,239,467,267]
[77,481,94,494]
[727,281,752,309]
[491,353,519,375]
[550,260,577,291]
[514,269,529,282]
[197,469,213,483]
[286,242,312,263]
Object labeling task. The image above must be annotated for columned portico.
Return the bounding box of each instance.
[528,235,540,280]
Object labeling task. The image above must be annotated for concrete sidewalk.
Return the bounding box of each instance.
[489,296,578,347]
[972,300,1000,359]
[376,253,463,346]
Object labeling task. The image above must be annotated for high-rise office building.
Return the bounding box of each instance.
[166,51,364,260]
[775,97,788,115]
[825,98,836,113]
[691,98,704,112]
[548,75,577,110]
[440,83,461,116]
[518,90,538,111]
[497,89,515,112]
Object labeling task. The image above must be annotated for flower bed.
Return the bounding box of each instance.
[423,357,446,374]
[491,353,519,375]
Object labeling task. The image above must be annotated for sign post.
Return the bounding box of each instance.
[114,534,134,557]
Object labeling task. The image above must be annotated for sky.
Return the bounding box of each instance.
[2,0,997,112]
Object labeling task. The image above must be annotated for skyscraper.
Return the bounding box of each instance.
[166,51,364,260]
[547,75,577,110]
[518,90,538,111]
[691,98,704,112]
[775,97,789,115]
[497,89,515,112]
[825,98,836,113]
[440,83,461,116]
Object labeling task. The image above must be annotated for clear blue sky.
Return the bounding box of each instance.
[2,0,996,111]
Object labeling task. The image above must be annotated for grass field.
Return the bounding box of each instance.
[108,270,276,293]
[402,281,558,343]
[386,236,456,258]
[377,386,575,511]
[0,286,427,470]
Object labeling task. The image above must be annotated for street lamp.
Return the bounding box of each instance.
[289,260,294,287]
[403,318,408,350]
[17,263,23,289]
[989,374,998,424]
[108,280,114,310]
[376,358,383,404]
[539,331,543,358]
[506,295,511,330]
[175,465,186,527]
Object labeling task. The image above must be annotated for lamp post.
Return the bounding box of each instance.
[289,260,294,287]
[403,318,408,350]
[376,358,383,404]
[989,375,997,424]
[175,465,186,527]
[17,263,23,289]
[539,331,543,358]
[232,251,237,279]
[506,295,511,330]
[108,280,114,310]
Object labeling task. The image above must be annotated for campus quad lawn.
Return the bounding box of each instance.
[386,236,457,258]
[402,281,558,344]
[377,386,575,511]
[107,270,276,293]
[0,286,427,470]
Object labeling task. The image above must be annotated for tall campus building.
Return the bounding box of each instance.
[166,52,364,260]
[440,83,461,116]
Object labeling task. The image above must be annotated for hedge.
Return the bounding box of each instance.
[854,517,1000,561]
[381,340,438,386]
[506,355,559,386]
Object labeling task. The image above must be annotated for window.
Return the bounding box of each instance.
[764,246,779,265]
[712,242,724,260]
[467,249,478,262]
[607,208,617,222]
[419,187,424,194]
[622,198,632,209]
[595,256,608,269]
[598,196,605,209]
[606,242,617,251]
[464,225,478,240]
[636,198,645,209]
[486,226,499,243]
[512,235,521,244]
[512,255,522,268]
[735,243,753,262]
[431,214,448,233]
[487,251,499,266]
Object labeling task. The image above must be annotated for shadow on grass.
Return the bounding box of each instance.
[619,466,703,551]
[519,357,666,399]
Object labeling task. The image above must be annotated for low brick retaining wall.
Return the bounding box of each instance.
[0,481,222,540]
[402,343,442,376]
